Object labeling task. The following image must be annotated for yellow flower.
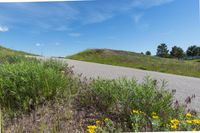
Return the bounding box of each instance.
[152,115,159,119]
[171,124,177,129]
[193,119,200,125]
[87,125,97,133]
[96,120,100,125]
[104,117,109,122]
[186,120,193,124]
[170,119,179,125]
[132,109,139,114]
[186,113,192,117]
[87,125,97,129]
[151,112,157,116]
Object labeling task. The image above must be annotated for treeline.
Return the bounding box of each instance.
[144,44,200,59]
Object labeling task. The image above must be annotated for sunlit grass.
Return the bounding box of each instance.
[68,49,200,78]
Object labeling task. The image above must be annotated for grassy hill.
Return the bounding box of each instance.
[68,49,200,78]
[0,45,33,57]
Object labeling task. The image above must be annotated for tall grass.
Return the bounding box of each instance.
[0,57,78,116]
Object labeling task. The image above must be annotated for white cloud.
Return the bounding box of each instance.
[0,26,9,32]
[83,12,113,24]
[130,0,174,8]
[35,43,41,47]
[68,32,81,37]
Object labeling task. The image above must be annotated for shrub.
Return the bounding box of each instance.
[0,58,78,116]
[78,77,195,131]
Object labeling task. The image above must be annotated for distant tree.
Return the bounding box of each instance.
[145,51,151,56]
[170,46,184,59]
[186,45,198,57]
[140,52,144,55]
[194,47,200,56]
[156,43,169,58]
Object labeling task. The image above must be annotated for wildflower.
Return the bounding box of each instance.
[171,124,177,129]
[104,117,109,122]
[132,109,140,114]
[186,113,192,118]
[186,120,192,124]
[152,115,159,119]
[96,120,100,125]
[193,119,200,125]
[170,119,179,125]
[87,125,97,133]
[151,112,157,116]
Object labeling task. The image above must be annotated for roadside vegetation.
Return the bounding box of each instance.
[1,45,200,132]
[68,48,200,78]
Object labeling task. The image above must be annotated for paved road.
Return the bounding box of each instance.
[64,59,200,112]
[36,56,200,112]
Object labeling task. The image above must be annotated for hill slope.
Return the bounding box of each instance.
[0,45,32,57]
[68,49,200,78]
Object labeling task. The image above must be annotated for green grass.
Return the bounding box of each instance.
[0,45,33,57]
[68,49,200,78]
[0,58,79,116]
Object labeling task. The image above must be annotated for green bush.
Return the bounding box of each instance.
[0,58,77,115]
[79,77,175,114]
[78,77,189,131]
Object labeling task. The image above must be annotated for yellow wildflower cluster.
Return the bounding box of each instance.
[192,119,200,125]
[132,109,144,114]
[186,113,192,118]
[87,125,97,133]
[186,120,192,124]
[87,118,111,133]
[151,112,159,119]
[170,119,180,130]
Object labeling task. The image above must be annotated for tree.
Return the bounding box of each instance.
[194,47,200,56]
[186,45,197,56]
[156,43,169,58]
[145,51,151,56]
[170,46,184,59]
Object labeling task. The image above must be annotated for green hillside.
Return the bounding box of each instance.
[0,45,32,57]
[68,49,200,78]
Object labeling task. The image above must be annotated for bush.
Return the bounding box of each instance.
[0,58,78,116]
[78,77,194,131]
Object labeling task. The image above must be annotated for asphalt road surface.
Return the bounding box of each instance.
[37,57,200,112]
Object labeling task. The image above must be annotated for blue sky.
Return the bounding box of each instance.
[0,0,199,56]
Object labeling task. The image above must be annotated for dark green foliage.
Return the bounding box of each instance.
[170,46,184,59]
[145,51,151,56]
[186,45,200,57]
[156,43,169,58]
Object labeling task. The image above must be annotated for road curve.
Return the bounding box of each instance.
[34,56,200,112]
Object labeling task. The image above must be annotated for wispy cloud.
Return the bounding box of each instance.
[0,0,175,32]
[129,0,175,9]
[0,26,9,32]
[68,32,81,37]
